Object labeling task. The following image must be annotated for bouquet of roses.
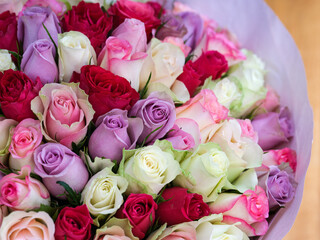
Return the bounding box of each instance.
[0,0,304,239]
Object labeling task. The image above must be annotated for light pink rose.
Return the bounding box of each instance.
[8,118,42,170]
[194,26,246,65]
[263,148,297,172]
[162,225,196,240]
[176,89,228,135]
[0,205,8,228]
[237,119,258,143]
[20,0,66,16]
[95,226,132,240]
[255,85,280,115]
[210,186,269,236]
[0,0,27,15]
[0,118,17,165]
[31,83,95,149]
[0,166,50,211]
[174,118,201,148]
[98,19,148,91]
[0,211,55,240]
[163,37,191,57]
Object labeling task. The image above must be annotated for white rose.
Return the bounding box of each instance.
[81,167,128,216]
[58,31,97,82]
[0,50,16,72]
[121,143,181,196]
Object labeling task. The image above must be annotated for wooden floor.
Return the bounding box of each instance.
[265,0,320,239]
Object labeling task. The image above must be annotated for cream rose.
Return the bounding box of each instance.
[0,50,16,72]
[0,118,17,165]
[81,167,128,216]
[58,31,97,82]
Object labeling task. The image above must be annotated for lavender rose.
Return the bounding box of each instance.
[21,39,58,84]
[155,13,187,40]
[18,6,61,53]
[34,143,89,198]
[129,92,176,145]
[165,124,195,150]
[252,107,294,150]
[89,109,143,162]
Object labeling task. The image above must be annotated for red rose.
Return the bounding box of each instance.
[61,1,113,54]
[146,1,165,18]
[177,61,202,96]
[54,205,93,240]
[0,70,42,121]
[0,11,18,52]
[71,65,140,121]
[116,194,158,239]
[108,0,161,39]
[157,187,210,226]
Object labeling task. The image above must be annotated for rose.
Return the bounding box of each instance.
[21,0,66,16]
[0,118,17,165]
[0,11,18,52]
[155,13,187,40]
[8,118,42,171]
[21,39,58,84]
[0,1,26,15]
[176,89,229,138]
[252,107,294,150]
[254,85,280,115]
[0,50,16,72]
[0,166,50,211]
[165,124,195,150]
[95,226,132,240]
[149,224,196,240]
[0,205,8,228]
[58,31,97,82]
[0,211,55,240]
[0,70,42,122]
[157,187,210,226]
[98,18,148,91]
[71,65,140,121]
[17,6,61,53]
[210,186,269,236]
[81,167,128,216]
[174,118,201,148]
[163,37,191,57]
[108,0,161,38]
[89,109,143,162]
[116,193,158,239]
[62,1,112,54]
[237,119,258,143]
[129,92,176,145]
[263,148,297,172]
[33,143,89,198]
[54,205,93,240]
[173,143,229,202]
[120,141,181,196]
[177,60,202,96]
[31,82,94,148]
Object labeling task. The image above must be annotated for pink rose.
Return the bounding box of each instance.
[0,118,17,165]
[237,119,258,143]
[0,166,50,211]
[210,186,269,236]
[255,85,280,115]
[8,118,42,170]
[194,26,246,65]
[31,83,95,149]
[165,124,195,150]
[98,19,148,91]
[174,118,201,148]
[163,37,191,57]
[94,226,132,240]
[0,211,55,240]
[176,89,228,137]
[0,0,27,15]
[263,148,297,172]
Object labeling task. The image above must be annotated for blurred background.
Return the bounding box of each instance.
[265,0,319,239]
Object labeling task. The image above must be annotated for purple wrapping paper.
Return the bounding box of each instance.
[180,0,313,239]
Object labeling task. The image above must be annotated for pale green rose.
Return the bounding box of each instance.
[119,140,183,197]
[0,50,16,72]
[0,118,17,165]
[81,167,128,217]
[173,142,229,202]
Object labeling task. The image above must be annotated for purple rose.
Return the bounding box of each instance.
[34,143,89,198]
[165,124,195,150]
[18,6,61,54]
[258,165,296,209]
[155,13,187,40]
[178,11,204,49]
[129,92,176,145]
[21,39,58,84]
[88,109,143,162]
[252,107,294,150]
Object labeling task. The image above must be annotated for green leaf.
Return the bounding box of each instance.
[155,20,169,36]
[59,0,72,11]
[7,50,22,71]
[42,23,59,65]
[34,204,62,221]
[185,54,195,64]
[139,72,152,99]
[0,168,13,175]
[56,181,82,207]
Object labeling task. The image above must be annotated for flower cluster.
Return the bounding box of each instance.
[0,0,297,239]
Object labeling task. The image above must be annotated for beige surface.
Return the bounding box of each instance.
[265,0,320,239]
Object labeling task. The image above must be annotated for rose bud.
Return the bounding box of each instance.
[0,11,18,53]
[18,6,61,53]
[0,70,42,122]
[0,166,50,211]
[252,107,294,150]
[8,118,42,171]
[0,211,55,240]
[116,193,158,239]
[164,124,195,150]
[129,92,176,145]
[21,39,58,84]
[55,205,93,240]
[237,119,258,143]
[263,148,297,172]
[0,50,16,72]
[177,60,202,96]
[0,118,17,165]
[89,109,143,162]
[31,82,94,149]
[157,187,210,226]
[33,143,89,198]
